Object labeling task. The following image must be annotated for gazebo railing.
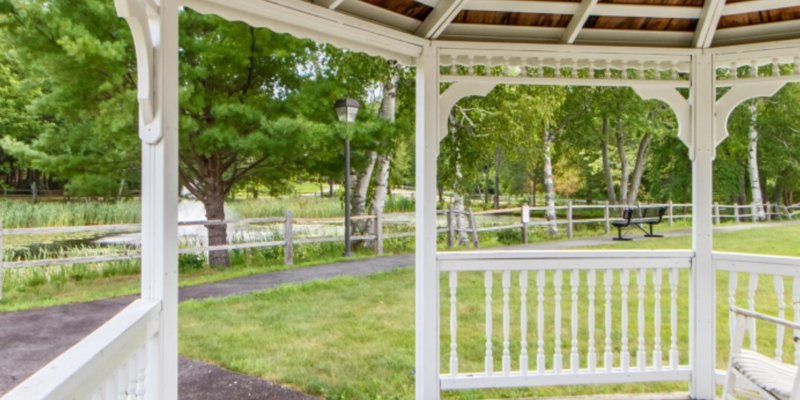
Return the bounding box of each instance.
[715,252,800,369]
[437,250,694,390]
[1,299,161,400]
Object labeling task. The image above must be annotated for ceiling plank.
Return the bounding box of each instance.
[465,0,701,19]
[416,0,468,38]
[562,0,599,44]
[693,0,726,48]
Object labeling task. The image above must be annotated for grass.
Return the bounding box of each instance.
[178,223,800,400]
[0,199,140,228]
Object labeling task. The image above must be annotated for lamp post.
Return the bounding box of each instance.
[335,98,359,257]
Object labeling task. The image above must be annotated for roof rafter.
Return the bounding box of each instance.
[464,0,701,19]
[562,0,599,44]
[722,0,800,17]
[693,0,726,48]
[416,0,468,39]
[314,0,346,10]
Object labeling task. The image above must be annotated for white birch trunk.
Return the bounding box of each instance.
[368,63,400,237]
[616,120,629,206]
[601,117,617,205]
[543,129,558,237]
[748,101,766,221]
[453,192,469,245]
[628,132,653,206]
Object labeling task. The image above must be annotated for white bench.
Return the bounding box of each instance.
[725,307,800,400]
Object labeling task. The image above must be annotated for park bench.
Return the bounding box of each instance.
[724,306,800,400]
[611,206,668,241]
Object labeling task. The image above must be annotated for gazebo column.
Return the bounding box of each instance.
[415,46,441,400]
[116,0,180,397]
[689,52,716,400]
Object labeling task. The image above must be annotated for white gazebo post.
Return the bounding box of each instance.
[415,46,440,400]
[689,51,716,399]
[117,0,180,397]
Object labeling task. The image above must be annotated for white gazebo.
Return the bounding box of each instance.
[4,0,800,399]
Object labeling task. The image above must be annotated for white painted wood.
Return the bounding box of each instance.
[794,277,800,365]
[669,268,679,370]
[748,273,759,351]
[723,0,800,16]
[463,0,702,19]
[337,0,421,32]
[414,47,440,400]
[519,270,529,375]
[621,269,631,372]
[689,52,716,400]
[604,269,613,371]
[440,368,691,390]
[631,86,692,152]
[693,0,725,48]
[554,269,563,373]
[416,0,466,39]
[440,24,693,46]
[587,269,597,372]
[313,0,345,11]
[729,272,739,343]
[443,74,690,89]
[570,269,580,372]
[537,269,546,374]
[715,82,785,149]
[775,275,786,361]
[485,271,494,375]
[449,271,458,377]
[714,19,800,47]
[502,270,511,375]
[637,268,647,371]
[562,0,598,44]
[0,221,3,302]
[438,81,496,142]
[653,268,663,370]
[1,299,159,399]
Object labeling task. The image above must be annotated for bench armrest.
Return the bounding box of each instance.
[731,306,800,331]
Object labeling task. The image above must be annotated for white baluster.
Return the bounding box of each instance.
[653,268,663,370]
[554,269,563,373]
[772,58,781,76]
[748,273,759,351]
[520,270,529,375]
[793,277,800,364]
[571,269,580,373]
[485,271,493,375]
[775,275,786,361]
[795,56,800,76]
[669,268,679,369]
[588,269,597,372]
[637,268,646,371]
[730,61,738,80]
[621,269,631,371]
[537,269,546,374]
[729,272,739,342]
[751,60,758,78]
[502,270,512,375]
[135,345,147,399]
[450,271,459,376]
[116,363,126,400]
[604,269,614,371]
[127,355,138,398]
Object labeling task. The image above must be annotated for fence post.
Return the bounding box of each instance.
[766,202,772,222]
[375,211,383,256]
[734,203,740,223]
[714,202,720,225]
[447,205,454,248]
[668,201,674,226]
[521,204,529,244]
[467,208,479,248]
[604,202,610,234]
[284,210,293,265]
[566,200,574,239]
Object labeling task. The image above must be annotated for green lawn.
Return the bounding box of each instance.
[179,223,800,400]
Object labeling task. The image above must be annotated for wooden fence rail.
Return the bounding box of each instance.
[0,201,794,300]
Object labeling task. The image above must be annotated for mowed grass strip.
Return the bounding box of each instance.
[179,223,800,399]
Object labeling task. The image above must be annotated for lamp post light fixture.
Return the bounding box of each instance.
[335,98,359,257]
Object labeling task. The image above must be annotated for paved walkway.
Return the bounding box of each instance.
[0,221,795,398]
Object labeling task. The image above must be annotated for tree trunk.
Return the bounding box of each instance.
[615,117,629,206]
[543,128,558,237]
[493,146,501,209]
[628,132,653,205]
[748,101,766,221]
[328,177,334,198]
[601,117,617,205]
[352,151,377,221]
[367,63,399,239]
[203,194,229,267]
[453,193,469,245]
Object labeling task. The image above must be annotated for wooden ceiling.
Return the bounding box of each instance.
[314,0,800,47]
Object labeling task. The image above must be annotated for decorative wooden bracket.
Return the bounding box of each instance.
[438,81,496,142]
[631,86,691,151]
[714,81,785,148]
[115,0,160,143]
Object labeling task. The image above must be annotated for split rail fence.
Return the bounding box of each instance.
[0,201,797,300]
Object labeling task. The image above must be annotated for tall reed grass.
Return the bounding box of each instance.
[0,200,140,228]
